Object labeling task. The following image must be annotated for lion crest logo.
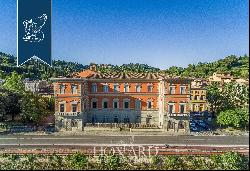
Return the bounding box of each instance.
[23,14,47,43]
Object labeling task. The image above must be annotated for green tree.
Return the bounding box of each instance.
[217,109,241,128]
[0,88,21,121]
[3,71,24,93]
[20,92,51,124]
[207,82,222,115]
[217,108,249,129]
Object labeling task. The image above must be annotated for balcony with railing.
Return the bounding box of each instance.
[57,112,81,116]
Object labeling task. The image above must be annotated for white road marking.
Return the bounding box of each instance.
[26,137,92,140]
[0,143,248,147]
[0,138,17,140]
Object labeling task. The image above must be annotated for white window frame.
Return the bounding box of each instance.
[147,99,153,109]
[59,84,65,94]
[123,99,130,109]
[59,101,66,112]
[135,84,141,92]
[91,83,97,93]
[179,103,186,113]
[168,103,175,114]
[135,99,141,109]
[102,98,109,109]
[91,98,98,109]
[103,84,109,92]
[180,86,186,94]
[113,83,119,92]
[71,102,78,112]
[124,83,130,92]
[113,98,119,109]
[147,84,153,92]
[71,84,77,94]
[169,86,175,94]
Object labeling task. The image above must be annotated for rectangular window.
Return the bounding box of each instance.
[124,101,129,109]
[114,84,119,92]
[180,86,185,94]
[92,101,97,109]
[169,105,173,114]
[59,104,65,112]
[114,101,118,109]
[71,85,77,94]
[59,85,65,94]
[103,101,108,108]
[103,85,109,92]
[148,85,153,92]
[200,96,203,100]
[136,85,141,92]
[180,104,185,113]
[124,84,129,92]
[147,101,152,109]
[72,104,77,112]
[170,87,175,94]
[135,100,141,109]
[92,84,97,93]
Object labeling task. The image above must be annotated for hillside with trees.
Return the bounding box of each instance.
[0,51,249,80]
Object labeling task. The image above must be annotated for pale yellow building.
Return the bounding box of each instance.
[190,79,207,112]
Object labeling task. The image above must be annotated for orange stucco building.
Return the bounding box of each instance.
[51,69,192,132]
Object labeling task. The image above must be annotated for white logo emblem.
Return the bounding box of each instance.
[23,14,47,43]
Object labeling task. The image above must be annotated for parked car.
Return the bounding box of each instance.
[190,126,198,132]
[190,123,196,127]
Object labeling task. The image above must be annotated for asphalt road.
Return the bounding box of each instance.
[0,135,249,147]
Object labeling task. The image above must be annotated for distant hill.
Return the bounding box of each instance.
[165,55,249,79]
[0,51,249,80]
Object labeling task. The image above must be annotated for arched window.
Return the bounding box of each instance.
[113,83,119,92]
[91,98,98,109]
[59,84,65,94]
[135,84,141,92]
[124,83,130,92]
[123,99,130,109]
[113,98,119,109]
[103,84,109,92]
[91,83,97,93]
[102,98,109,109]
[147,84,153,92]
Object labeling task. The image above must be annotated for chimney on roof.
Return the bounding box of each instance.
[89,63,97,72]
